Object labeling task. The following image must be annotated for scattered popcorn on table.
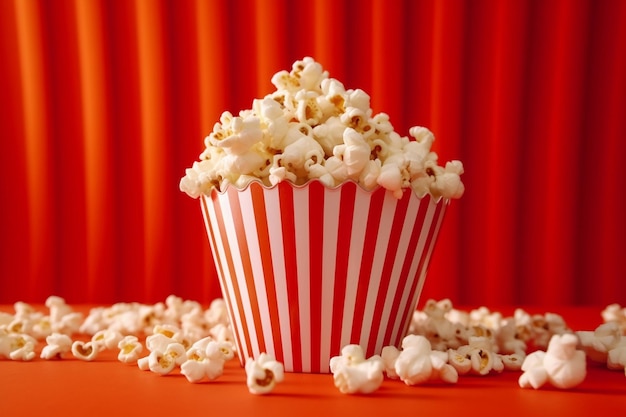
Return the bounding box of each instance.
[329,344,385,394]
[245,353,285,395]
[518,333,586,389]
[2,295,626,393]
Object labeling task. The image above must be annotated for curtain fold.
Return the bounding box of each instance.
[1,0,625,307]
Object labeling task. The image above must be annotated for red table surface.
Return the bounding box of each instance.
[1,305,625,416]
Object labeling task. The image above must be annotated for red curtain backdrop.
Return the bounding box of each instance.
[1,0,625,307]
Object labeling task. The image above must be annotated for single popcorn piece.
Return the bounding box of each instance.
[381,345,401,379]
[391,335,458,385]
[117,335,143,364]
[40,333,73,360]
[518,333,586,389]
[1,333,37,361]
[602,303,626,333]
[245,353,285,395]
[180,57,464,199]
[180,348,210,383]
[148,343,186,375]
[91,329,123,351]
[71,340,100,361]
[329,344,385,394]
[577,322,624,363]
[607,345,626,375]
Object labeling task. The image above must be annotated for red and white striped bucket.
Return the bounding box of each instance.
[201,180,449,373]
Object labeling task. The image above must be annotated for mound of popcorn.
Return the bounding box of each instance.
[180,57,464,200]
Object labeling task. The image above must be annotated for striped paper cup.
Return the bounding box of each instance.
[201,180,449,373]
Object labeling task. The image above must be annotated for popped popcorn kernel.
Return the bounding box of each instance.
[40,333,73,360]
[601,303,626,333]
[391,335,458,385]
[2,333,37,361]
[245,353,285,395]
[577,322,623,363]
[71,340,99,361]
[519,333,586,389]
[329,344,385,394]
[117,335,143,364]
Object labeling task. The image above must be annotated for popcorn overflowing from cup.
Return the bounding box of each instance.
[179,57,465,200]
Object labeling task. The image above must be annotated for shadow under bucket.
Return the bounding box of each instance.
[201,180,449,373]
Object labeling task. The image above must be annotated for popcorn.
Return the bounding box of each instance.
[245,353,285,395]
[91,329,123,351]
[1,333,37,361]
[518,333,586,389]
[117,335,143,364]
[329,344,385,394]
[180,340,235,383]
[180,57,464,199]
[148,342,186,375]
[40,333,73,359]
[577,322,624,363]
[71,340,100,361]
[448,336,503,376]
[412,299,464,351]
[607,345,626,375]
[385,335,458,385]
[514,309,571,350]
[602,303,626,332]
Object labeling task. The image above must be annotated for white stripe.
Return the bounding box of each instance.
[358,191,397,349]
[340,187,371,349]
[374,194,422,353]
[204,195,250,360]
[320,187,341,371]
[293,186,311,372]
[400,199,445,342]
[388,197,433,344]
[239,189,275,359]
[219,193,261,359]
[413,201,448,302]
[263,186,293,371]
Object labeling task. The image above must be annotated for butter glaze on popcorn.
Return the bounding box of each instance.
[180,57,464,199]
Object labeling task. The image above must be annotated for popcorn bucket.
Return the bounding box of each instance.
[200,180,449,373]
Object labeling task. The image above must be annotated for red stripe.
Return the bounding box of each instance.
[366,190,411,356]
[398,198,447,340]
[308,181,325,373]
[250,183,283,364]
[382,193,431,347]
[329,182,357,360]
[278,182,302,371]
[227,186,267,356]
[350,186,386,343]
[208,190,253,362]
